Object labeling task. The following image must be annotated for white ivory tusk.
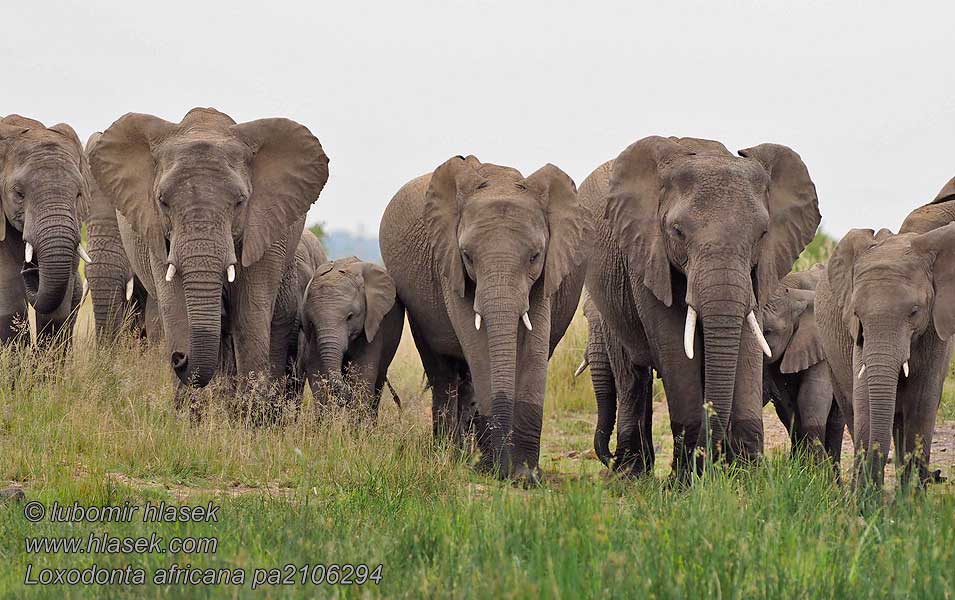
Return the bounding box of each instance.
[227,264,235,283]
[747,311,772,358]
[165,264,176,282]
[25,242,33,263]
[684,305,697,360]
[77,244,93,263]
[522,312,533,331]
[81,278,89,301]
[858,363,866,379]
[474,312,482,331]
[902,361,909,378]
[574,357,589,378]
[125,278,134,301]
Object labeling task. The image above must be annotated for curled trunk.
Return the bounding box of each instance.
[26,196,79,314]
[587,329,616,467]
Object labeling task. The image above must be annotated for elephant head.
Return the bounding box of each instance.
[0,115,91,313]
[90,108,329,387]
[605,136,820,446]
[827,223,955,483]
[763,265,826,374]
[425,155,591,470]
[300,257,396,403]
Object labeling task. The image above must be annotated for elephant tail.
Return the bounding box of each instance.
[385,377,402,409]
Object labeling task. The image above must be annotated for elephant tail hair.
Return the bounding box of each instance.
[385,377,402,409]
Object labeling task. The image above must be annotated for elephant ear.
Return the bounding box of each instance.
[89,113,176,261]
[423,156,487,298]
[49,123,92,222]
[605,136,694,307]
[780,289,824,374]
[231,118,329,268]
[0,123,30,242]
[911,222,955,340]
[738,144,821,306]
[356,262,397,343]
[827,228,876,343]
[524,164,592,297]
[931,176,955,204]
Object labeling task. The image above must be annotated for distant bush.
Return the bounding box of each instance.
[793,230,835,272]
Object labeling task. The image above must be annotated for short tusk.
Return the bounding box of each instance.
[77,244,93,264]
[227,264,236,283]
[858,363,866,379]
[573,357,589,379]
[684,305,697,360]
[25,242,33,263]
[125,278,134,302]
[747,311,772,358]
[902,361,909,378]
[474,312,481,331]
[522,312,533,331]
[165,264,176,282]
[81,278,89,301]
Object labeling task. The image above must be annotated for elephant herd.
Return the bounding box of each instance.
[3,110,954,496]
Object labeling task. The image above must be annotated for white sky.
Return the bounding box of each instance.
[6,1,954,238]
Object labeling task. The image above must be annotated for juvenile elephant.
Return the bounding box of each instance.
[816,181,955,491]
[1,115,92,348]
[89,108,329,413]
[577,296,654,476]
[761,264,842,462]
[380,155,591,482]
[582,137,820,479]
[297,257,403,416]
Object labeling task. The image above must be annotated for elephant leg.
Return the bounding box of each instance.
[896,338,952,488]
[409,317,463,441]
[509,298,551,482]
[0,250,29,346]
[613,364,655,477]
[823,399,845,469]
[794,362,835,461]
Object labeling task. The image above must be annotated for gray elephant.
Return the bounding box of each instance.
[816,180,955,492]
[380,155,591,482]
[89,108,329,417]
[577,296,654,476]
[581,137,821,480]
[1,115,92,349]
[297,256,404,416]
[761,264,842,463]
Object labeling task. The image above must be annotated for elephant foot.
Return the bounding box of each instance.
[511,463,542,488]
[612,452,653,479]
[1,486,25,503]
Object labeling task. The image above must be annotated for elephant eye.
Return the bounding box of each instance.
[910,305,920,317]
[462,250,473,264]
[529,252,540,264]
[14,187,25,200]
[158,193,169,209]
[671,223,685,240]
[346,312,354,321]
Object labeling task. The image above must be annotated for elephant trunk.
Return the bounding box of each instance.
[588,330,616,467]
[859,342,902,488]
[174,238,224,388]
[25,194,80,314]
[315,328,348,403]
[480,278,521,476]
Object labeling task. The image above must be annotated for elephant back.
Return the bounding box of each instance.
[899,176,955,235]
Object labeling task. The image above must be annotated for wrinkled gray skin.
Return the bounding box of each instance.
[89,108,329,417]
[380,155,592,482]
[83,132,154,342]
[816,180,955,492]
[0,115,89,349]
[762,264,843,463]
[298,256,403,416]
[579,296,654,476]
[582,137,820,480]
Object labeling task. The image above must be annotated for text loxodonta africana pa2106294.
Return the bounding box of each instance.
[1,115,92,349]
[582,137,820,480]
[89,108,329,417]
[380,155,592,483]
[816,179,955,493]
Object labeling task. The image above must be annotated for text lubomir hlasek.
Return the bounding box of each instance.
[45,501,219,523]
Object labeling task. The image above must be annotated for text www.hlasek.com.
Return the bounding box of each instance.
[25,532,218,555]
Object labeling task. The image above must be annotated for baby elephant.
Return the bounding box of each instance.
[762,264,843,463]
[298,257,404,416]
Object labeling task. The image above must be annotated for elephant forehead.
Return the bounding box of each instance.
[670,155,767,192]
[161,136,251,165]
[13,133,81,163]
[461,194,545,221]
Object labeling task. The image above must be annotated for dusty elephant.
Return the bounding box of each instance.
[380,155,591,482]
[89,108,329,417]
[1,115,92,349]
[581,137,821,479]
[761,264,842,463]
[297,256,403,417]
[816,180,955,492]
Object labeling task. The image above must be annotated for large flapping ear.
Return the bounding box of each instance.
[738,144,821,306]
[354,262,397,343]
[0,122,30,242]
[912,222,955,340]
[80,132,104,223]
[779,289,824,373]
[524,164,592,297]
[827,228,876,342]
[423,156,487,298]
[605,136,693,307]
[49,123,92,222]
[231,118,329,267]
[89,113,176,260]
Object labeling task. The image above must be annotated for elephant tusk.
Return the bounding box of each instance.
[902,361,909,378]
[125,278,134,302]
[81,278,89,302]
[227,264,236,283]
[25,242,33,263]
[573,357,589,378]
[77,244,93,264]
[165,264,176,282]
[474,312,481,331]
[858,363,866,379]
[522,312,533,331]
[684,305,697,360]
[747,311,772,358]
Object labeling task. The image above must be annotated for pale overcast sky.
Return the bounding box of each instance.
[6,1,954,238]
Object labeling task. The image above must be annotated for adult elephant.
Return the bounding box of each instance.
[89,108,329,412]
[816,180,955,492]
[0,115,92,348]
[582,137,820,479]
[380,155,591,482]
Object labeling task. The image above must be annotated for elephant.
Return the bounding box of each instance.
[89,108,329,416]
[0,115,92,349]
[380,155,592,482]
[581,137,821,480]
[297,256,404,417]
[815,180,955,492]
[82,132,154,342]
[577,295,655,476]
[761,264,843,463]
